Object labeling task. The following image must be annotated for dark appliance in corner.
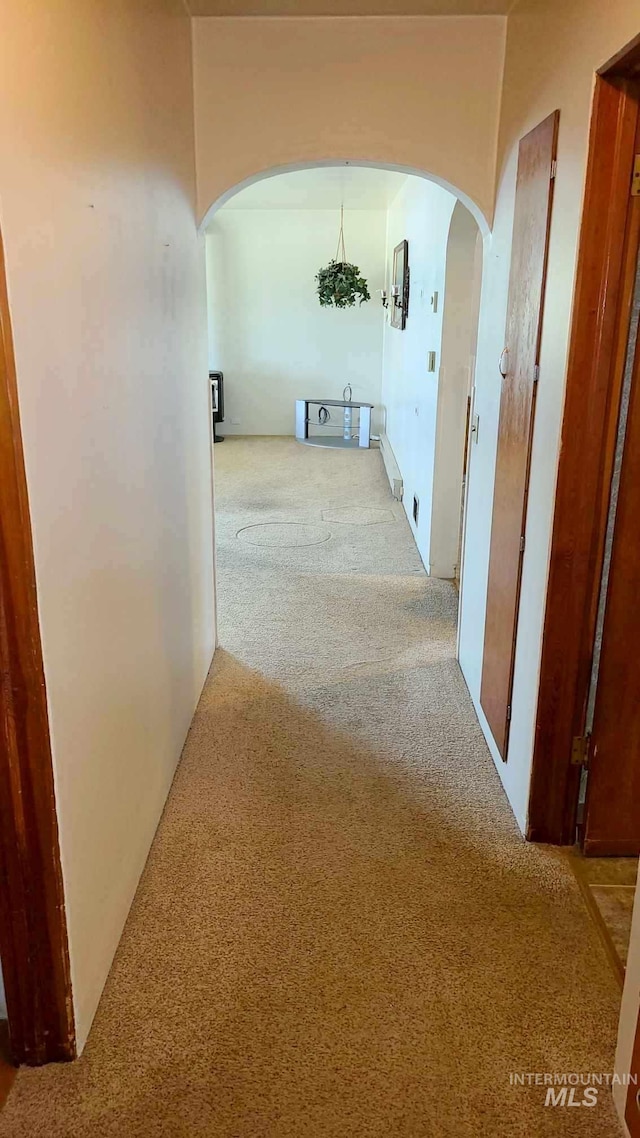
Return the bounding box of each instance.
[210,371,224,443]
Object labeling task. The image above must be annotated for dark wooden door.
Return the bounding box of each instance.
[0,230,75,1062]
[480,111,559,759]
[583,271,640,856]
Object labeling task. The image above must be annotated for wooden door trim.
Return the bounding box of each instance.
[528,62,640,844]
[0,230,76,1063]
[580,118,640,855]
[602,33,640,79]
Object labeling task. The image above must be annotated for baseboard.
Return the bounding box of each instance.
[379,432,403,501]
[428,560,456,580]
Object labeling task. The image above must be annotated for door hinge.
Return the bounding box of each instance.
[506,704,512,722]
[550,158,557,180]
[571,733,591,768]
[519,534,525,553]
[534,364,540,383]
[632,155,640,197]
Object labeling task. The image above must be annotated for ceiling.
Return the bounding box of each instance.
[220,166,411,211]
[187,0,513,14]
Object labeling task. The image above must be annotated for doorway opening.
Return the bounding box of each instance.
[529,37,640,979]
[202,162,483,628]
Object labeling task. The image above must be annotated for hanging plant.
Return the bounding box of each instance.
[316,207,371,309]
[316,261,371,308]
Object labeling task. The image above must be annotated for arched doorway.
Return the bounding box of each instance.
[202,161,484,611]
[199,159,489,235]
[433,202,484,586]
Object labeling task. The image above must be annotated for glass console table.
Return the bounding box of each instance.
[295,398,374,450]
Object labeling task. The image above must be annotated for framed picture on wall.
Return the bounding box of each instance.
[390,239,410,330]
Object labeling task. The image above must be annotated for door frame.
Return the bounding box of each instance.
[0,228,76,1063]
[528,36,640,844]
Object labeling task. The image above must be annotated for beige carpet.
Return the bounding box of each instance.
[0,437,624,1136]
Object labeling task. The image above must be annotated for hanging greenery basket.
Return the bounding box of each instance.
[316,207,371,309]
[316,260,371,308]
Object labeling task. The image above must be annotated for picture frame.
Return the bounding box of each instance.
[390,239,410,330]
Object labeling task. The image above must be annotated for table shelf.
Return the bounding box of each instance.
[295,398,373,450]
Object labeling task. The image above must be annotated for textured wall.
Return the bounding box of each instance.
[380,176,456,571]
[192,16,506,226]
[0,0,215,1050]
[458,0,640,836]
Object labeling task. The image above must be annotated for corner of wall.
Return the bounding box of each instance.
[489,12,511,222]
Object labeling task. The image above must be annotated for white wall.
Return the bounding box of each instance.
[0,0,214,1050]
[458,0,640,834]
[206,209,386,435]
[380,177,456,570]
[193,17,506,227]
[431,204,483,579]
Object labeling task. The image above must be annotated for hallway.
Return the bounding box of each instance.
[0,439,624,1135]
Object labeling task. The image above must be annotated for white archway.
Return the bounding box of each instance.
[198,159,490,237]
[431,201,484,582]
[204,158,485,589]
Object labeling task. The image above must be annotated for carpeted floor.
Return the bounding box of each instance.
[0,437,625,1136]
